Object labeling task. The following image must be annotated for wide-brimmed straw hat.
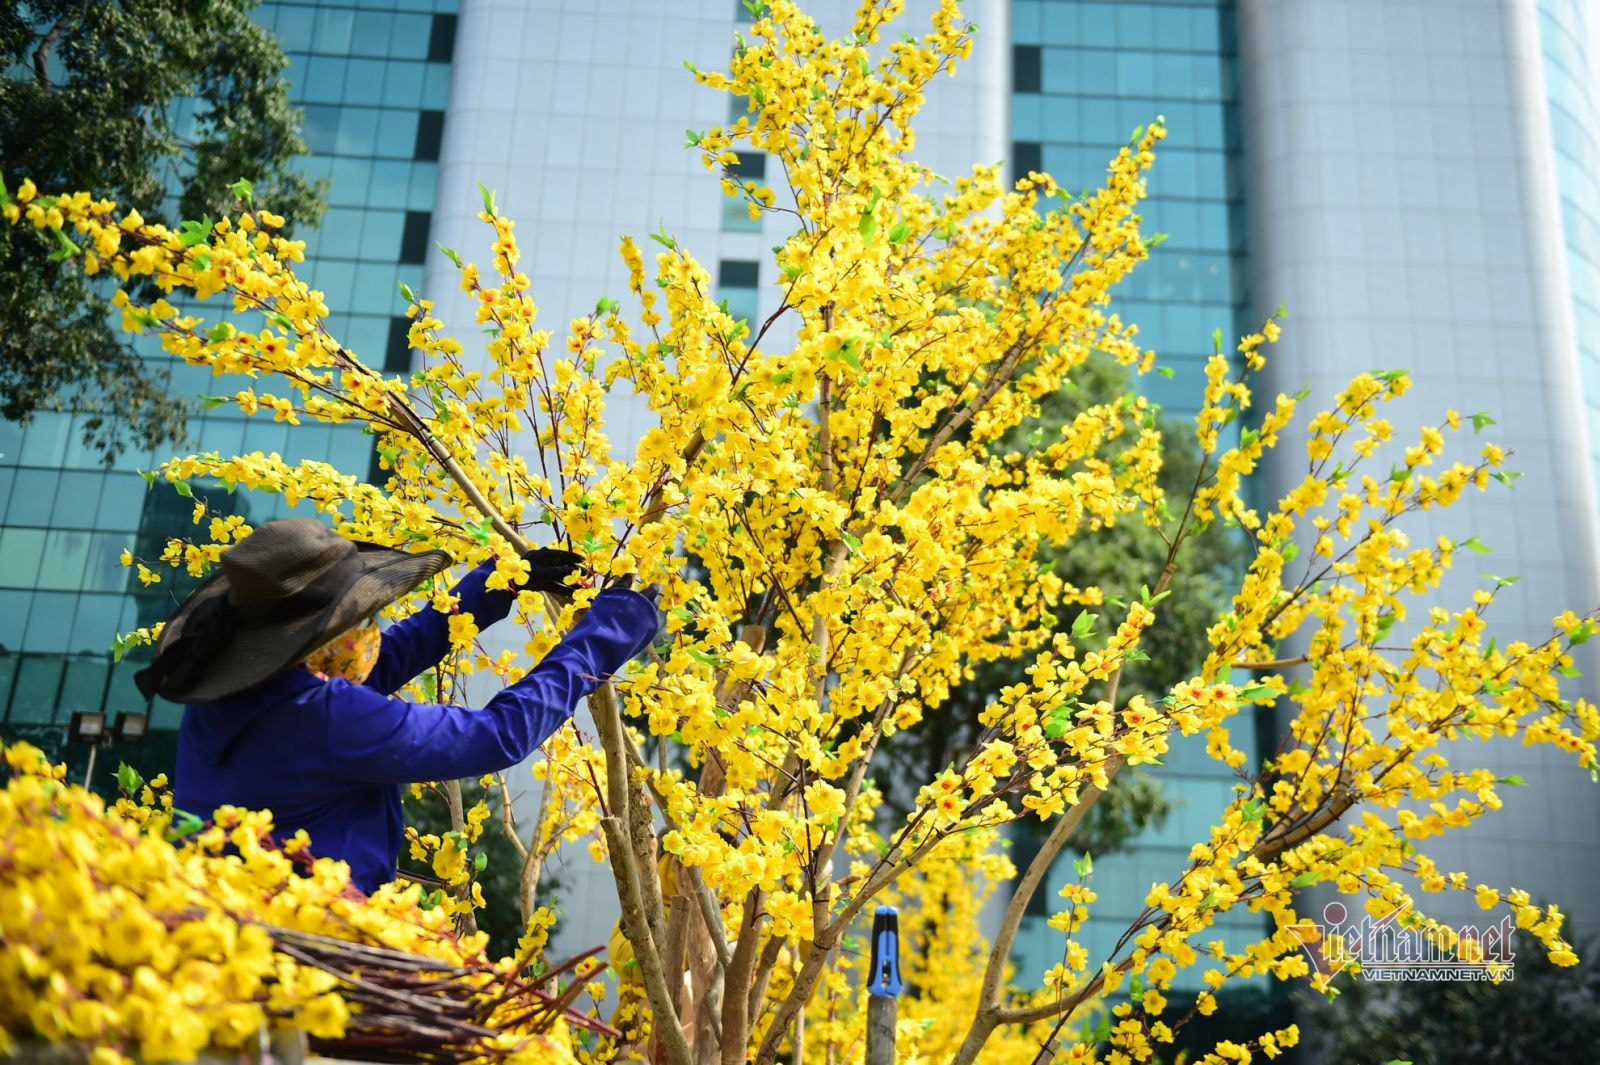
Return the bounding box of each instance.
[135,518,452,703]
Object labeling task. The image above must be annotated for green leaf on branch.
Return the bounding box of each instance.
[1471,411,1496,433]
[229,177,254,203]
[467,516,493,546]
[687,648,723,667]
[437,243,463,268]
[473,851,488,873]
[48,228,81,261]
[649,220,676,250]
[477,182,497,214]
[1497,775,1526,786]
[1459,536,1491,554]
[116,763,144,796]
[859,206,876,244]
[171,480,193,499]
[177,217,212,247]
[1073,851,1093,878]
[1241,799,1265,823]
[1291,870,1323,888]
[1235,683,1279,702]
[165,810,205,844]
[1070,609,1095,640]
[399,280,417,304]
[888,219,912,244]
[1042,701,1074,739]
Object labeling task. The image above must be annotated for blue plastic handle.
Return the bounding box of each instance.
[867,904,902,997]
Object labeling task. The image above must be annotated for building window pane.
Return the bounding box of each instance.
[717,260,760,328]
[7,655,64,723]
[400,210,431,264]
[721,152,767,232]
[18,413,70,468]
[415,110,445,161]
[312,6,354,53]
[0,528,46,589]
[38,530,93,593]
[376,111,420,159]
[390,14,431,60]
[387,316,414,372]
[1013,44,1041,94]
[82,534,132,596]
[359,212,404,260]
[10,469,58,523]
[351,11,393,57]
[303,104,340,154]
[0,591,31,653]
[428,13,458,63]
[59,657,110,712]
[1013,140,1043,178]
[276,4,316,52]
[344,59,387,106]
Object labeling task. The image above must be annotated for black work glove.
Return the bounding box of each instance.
[518,548,586,594]
[610,574,662,604]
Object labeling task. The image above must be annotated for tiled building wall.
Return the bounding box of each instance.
[1239,0,1600,929]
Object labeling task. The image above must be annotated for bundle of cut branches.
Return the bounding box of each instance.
[263,925,617,1062]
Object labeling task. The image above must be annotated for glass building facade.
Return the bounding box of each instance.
[1008,0,1265,992]
[0,0,458,764]
[1012,0,1249,421]
[1537,0,1600,492]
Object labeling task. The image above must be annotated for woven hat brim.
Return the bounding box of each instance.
[153,542,452,703]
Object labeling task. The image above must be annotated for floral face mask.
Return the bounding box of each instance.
[303,617,381,683]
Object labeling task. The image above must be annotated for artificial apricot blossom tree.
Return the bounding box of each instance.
[5,1,1598,1063]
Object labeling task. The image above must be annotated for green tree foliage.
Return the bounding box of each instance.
[876,354,1250,856]
[1302,927,1600,1064]
[0,0,322,459]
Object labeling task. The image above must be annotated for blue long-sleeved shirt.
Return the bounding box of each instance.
[174,565,657,893]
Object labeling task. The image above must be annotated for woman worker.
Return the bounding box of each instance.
[135,517,658,894]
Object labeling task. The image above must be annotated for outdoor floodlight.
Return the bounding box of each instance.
[68,710,107,743]
[112,712,149,744]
